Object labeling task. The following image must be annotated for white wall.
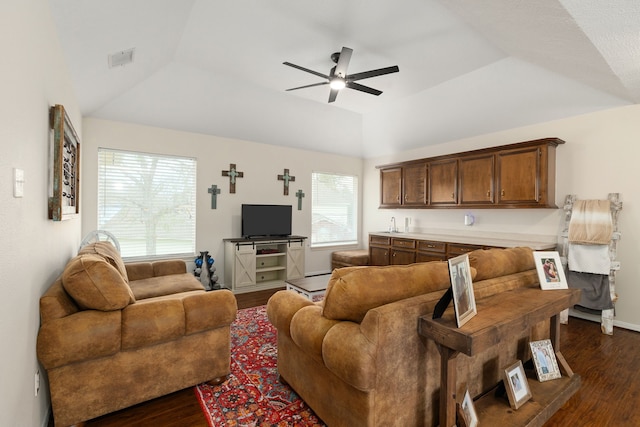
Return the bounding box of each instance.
[81,118,364,279]
[363,104,640,331]
[0,1,82,426]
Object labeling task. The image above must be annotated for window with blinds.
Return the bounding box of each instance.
[97,148,196,259]
[311,172,358,247]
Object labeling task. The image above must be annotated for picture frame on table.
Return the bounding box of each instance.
[529,339,562,381]
[448,254,477,327]
[533,251,568,290]
[458,389,478,427]
[503,360,532,410]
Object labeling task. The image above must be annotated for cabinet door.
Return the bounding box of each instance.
[380,167,402,207]
[286,242,305,280]
[403,163,427,206]
[429,160,458,205]
[234,245,256,287]
[390,248,416,265]
[497,146,540,205]
[459,154,495,205]
[369,246,390,266]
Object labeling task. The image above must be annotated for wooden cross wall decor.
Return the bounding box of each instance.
[221,163,244,194]
[277,168,296,195]
[208,184,221,209]
[296,189,305,210]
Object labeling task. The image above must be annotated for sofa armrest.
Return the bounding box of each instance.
[266,290,315,339]
[184,289,237,334]
[37,310,121,369]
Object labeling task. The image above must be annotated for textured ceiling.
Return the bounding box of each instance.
[49,0,638,158]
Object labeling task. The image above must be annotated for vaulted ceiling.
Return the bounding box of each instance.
[50,0,638,158]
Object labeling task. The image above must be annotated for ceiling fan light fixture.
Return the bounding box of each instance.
[330,78,346,90]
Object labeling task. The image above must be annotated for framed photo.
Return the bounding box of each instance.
[49,104,80,221]
[530,339,562,381]
[458,389,478,427]
[503,360,532,410]
[448,254,477,327]
[533,251,568,290]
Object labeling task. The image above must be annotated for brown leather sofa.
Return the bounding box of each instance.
[37,242,237,426]
[267,246,547,427]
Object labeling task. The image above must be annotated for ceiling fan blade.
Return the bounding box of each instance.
[346,82,383,96]
[286,82,329,91]
[283,62,329,80]
[347,65,399,82]
[334,47,353,78]
[328,87,340,103]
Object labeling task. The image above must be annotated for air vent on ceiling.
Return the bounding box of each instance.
[108,48,135,68]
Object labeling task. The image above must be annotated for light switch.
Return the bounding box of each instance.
[13,168,24,198]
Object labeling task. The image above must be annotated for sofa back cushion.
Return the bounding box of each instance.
[62,254,135,311]
[78,241,129,283]
[468,246,535,281]
[323,261,455,323]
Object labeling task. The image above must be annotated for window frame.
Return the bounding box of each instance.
[311,171,359,248]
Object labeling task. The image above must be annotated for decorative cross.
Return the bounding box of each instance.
[207,184,221,209]
[221,163,244,194]
[295,189,305,210]
[277,168,296,195]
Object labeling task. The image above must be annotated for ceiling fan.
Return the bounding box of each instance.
[283,46,399,103]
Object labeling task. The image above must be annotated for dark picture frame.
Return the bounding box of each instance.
[49,104,80,221]
[503,360,532,410]
[448,254,477,327]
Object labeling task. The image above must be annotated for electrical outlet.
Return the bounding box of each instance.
[35,370,40,397]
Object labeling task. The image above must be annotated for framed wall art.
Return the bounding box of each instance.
[503,360,532,410]
[448,254,477,327]
[533,251,568,290]
[530,339,562,381]
[49,104,80,221]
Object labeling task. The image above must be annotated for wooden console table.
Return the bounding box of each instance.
[419,287,581,427]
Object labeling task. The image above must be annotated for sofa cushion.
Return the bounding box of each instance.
[468,246,535,281]
[62,254,135,311]
[78,241,129,283]
[128,273,204,300]
[322,261,456,323]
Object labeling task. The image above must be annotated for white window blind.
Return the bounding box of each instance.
[311,172,358,246]
[98,149,196,259]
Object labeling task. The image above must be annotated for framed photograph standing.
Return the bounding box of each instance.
[448,254,477,327]
[533,251,568,290]
[530,339,562,381]
[503,360,532,410]
[458,389,478,427]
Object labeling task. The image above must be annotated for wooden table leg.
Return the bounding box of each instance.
[437,344,459,427]
[550,313,561,351]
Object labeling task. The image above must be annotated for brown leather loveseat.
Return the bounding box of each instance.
[37,242,237,426]
[267,246,547,427]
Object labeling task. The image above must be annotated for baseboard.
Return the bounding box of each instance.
[568,310,640,333]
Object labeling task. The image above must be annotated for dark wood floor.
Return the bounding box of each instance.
[64,288,640,426]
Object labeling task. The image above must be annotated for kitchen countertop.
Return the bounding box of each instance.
[369,230,558,251]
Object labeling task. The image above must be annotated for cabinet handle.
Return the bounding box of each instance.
[451,192,455,200]
[501,189,505,197]
[397,195,400,202]
[487,190,491,198]
[404,194,408,201]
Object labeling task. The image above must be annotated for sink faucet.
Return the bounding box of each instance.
[389,216,397,233]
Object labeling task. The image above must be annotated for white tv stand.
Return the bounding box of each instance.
[223,236,306,294]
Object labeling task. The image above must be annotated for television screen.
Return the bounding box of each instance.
[241,204,292,238]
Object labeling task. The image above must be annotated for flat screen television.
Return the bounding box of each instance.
[241,204,292,238]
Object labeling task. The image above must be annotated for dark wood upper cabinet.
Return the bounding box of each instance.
[377,137,564,209]
[380,167,402,207]
[429,159,458,206]
[403,162,428,206]
[459,154,495,205]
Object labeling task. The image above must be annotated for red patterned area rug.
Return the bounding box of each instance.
[195,305,326,427]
